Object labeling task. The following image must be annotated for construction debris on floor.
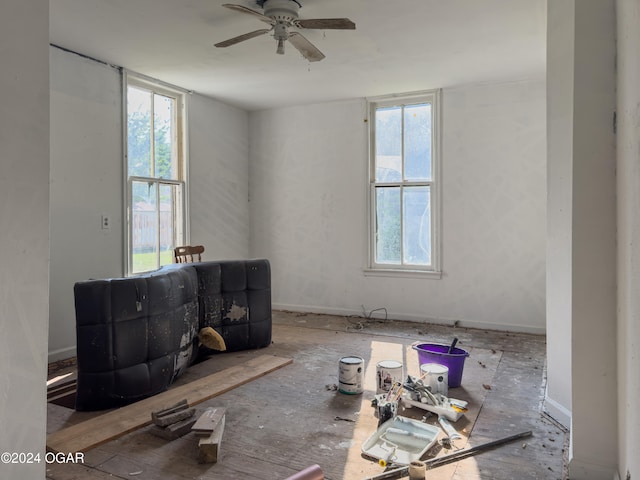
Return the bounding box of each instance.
[46,314,568,480]
[352,337,534,480]
[150,401,227,464]
[192,407,227,463]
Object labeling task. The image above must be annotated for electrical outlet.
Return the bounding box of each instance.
[101,214,111,230]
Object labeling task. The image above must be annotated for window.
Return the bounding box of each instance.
[125,75,187,275]
[367,90,441,276]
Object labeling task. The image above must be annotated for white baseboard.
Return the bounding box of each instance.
[569,456,618,480]
[543,394,571,429]
[48,345,76,363]
[272,303,546,335]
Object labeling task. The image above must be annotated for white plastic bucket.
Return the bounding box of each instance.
[420,363,449,396]
[339,356,364,394]
[376,360,403,394]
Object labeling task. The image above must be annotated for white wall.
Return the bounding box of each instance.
[48,48,249,361]
[0,1,50,477]
[545,0,574,429]
[616,0,640,477]
[546,1,618,478]
[249,79,546,333]
[49,47,123,361]
[189,93,250,259]
[570,2,617,477]
[249,99,370,317]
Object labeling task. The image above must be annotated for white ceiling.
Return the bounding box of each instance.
[49,0,547,111]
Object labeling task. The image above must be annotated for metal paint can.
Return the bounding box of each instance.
[420,363,449,396]
[376,360,403,394]
[338,356,364,394]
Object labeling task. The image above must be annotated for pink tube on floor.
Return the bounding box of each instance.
[283,464,324,480]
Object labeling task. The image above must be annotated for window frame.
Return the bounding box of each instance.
[123,73,189,276]
[365,90,442,278]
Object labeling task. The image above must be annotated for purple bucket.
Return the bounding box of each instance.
[412,342,470,388]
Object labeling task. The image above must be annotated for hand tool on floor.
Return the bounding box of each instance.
[400,375,468,422]
[362,430,533,480]
[437,415,462,441]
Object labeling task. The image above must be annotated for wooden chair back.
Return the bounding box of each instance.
[174,245,204,263]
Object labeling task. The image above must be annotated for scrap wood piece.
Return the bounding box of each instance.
[47,386,77,403]
[151,399,195,427]
[150,415,199,440]
[199,327,227,351]
[198,415,226,464]
[47,374,78,401]
[154,407,195,427]
[47,377,77,396]
[152,399,188,419]
[46,354,293,453]
[191,407,226,436]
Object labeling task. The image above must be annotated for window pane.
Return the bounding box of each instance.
[403,186,431,265]
[375,107,402,182]
[154,94,175,179]
[376,187,401,264]
[131,180,158,273]
[159,183,176,267]
[404,103,431,181]
[127,87,152,177]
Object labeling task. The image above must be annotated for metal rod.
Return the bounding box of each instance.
[425,430,532,468]
[363,430,533,480]
[363,466,409,480]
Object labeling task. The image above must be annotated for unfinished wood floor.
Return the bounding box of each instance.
[46,311,567,480]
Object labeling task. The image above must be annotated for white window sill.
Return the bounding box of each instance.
[363,268,442,279]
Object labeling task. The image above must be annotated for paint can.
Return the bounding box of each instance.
[420,363,449,396]
[376,360,403,394]
[338,356,364,394]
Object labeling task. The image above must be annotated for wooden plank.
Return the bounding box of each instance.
[151,399,188,419]
[197,415,225,463]
[149,416,198,440]
[191,407,226,436]
[47,381,77,398]
[151,400,193,427]
[46,354,292,454]
[152,407,195,427]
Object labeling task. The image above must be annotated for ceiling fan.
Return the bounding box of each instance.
[215,0,356,62]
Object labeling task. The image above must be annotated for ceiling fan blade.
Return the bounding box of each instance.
[288,32,325,62]
[295,18,356,30]
[222,4,274,24]
[215,28,271,48]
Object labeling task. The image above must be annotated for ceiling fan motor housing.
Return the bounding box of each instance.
[263,0,300,23]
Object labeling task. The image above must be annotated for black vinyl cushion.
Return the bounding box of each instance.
[74,259,271,411]
[194,259,272,354]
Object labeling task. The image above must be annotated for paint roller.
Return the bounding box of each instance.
[383,427,434,443]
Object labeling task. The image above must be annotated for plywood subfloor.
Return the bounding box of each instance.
[46,311,567,480]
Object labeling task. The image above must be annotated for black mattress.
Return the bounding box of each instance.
[74,259,272,410]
